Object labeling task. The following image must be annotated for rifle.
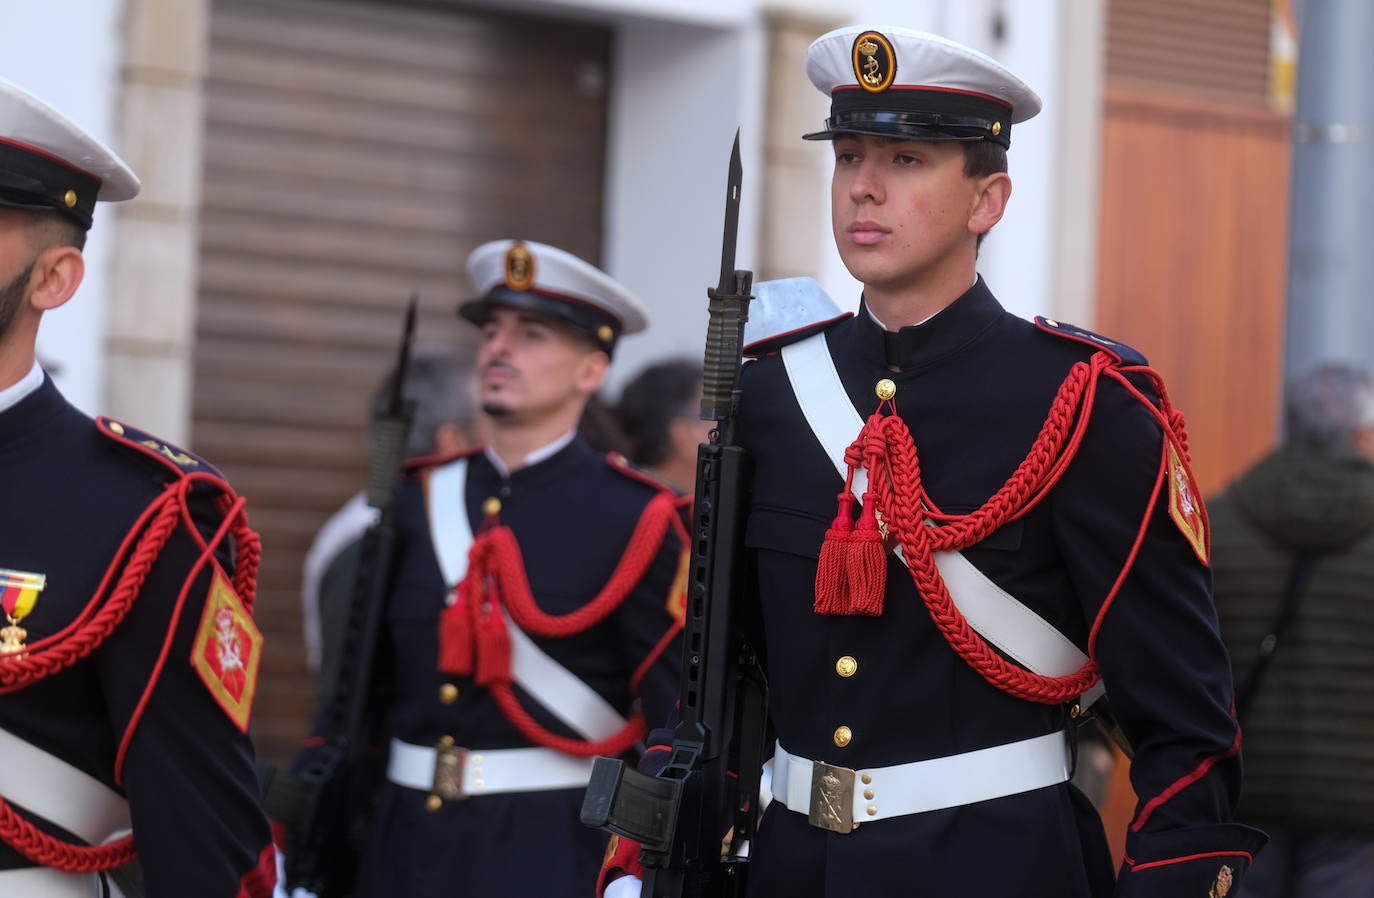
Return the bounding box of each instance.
[581,131,768,898]
[268,296,420,897]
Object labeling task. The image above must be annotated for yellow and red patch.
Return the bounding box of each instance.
[666,549,690,623]
[1166,440,1208,564]
[191,568,263,732]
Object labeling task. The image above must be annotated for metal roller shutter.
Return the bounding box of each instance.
[193,0,611,762]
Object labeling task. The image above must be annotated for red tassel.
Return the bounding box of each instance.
[814,490,856,614]
[846,495,887,616]
[438,588,474,675]
[474,602,512,686]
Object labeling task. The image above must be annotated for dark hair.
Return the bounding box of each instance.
[963,140,1007,251]
[579,393,631,456]
[26,210,87,252]
[616,358,703,467]
[371,345,478,458]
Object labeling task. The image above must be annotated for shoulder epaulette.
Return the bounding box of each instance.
[403,445,482,474]
[1033,316,1149,366]
[97,416,224,479]
[604,452,677,494]
[744,313,852,358]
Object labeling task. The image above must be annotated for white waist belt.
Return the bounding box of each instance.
[0,726,131,846]
[771,732,1070,832]
[386,739,594,799]
[0,866,108,898]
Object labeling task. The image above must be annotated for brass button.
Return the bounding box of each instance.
[1068,702,1081,719]
[63,189,77,207]
[991,121,1002,136]
[861,773,872,785]
[833,726,852,748]
[425,794,443,812]
[109,421,125,435]
[866,805,878,817]
[863,789,874,800]
[874,379,896,400]
[439,735,455,747]
[1044,318,1059,328]
[482,497,501,516]
[835,656,858,678]
[597,324,615,344]
[439,683,459,704]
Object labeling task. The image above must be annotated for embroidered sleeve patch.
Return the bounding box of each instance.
[666,549,690,623]
[1166,440,1208,564]
[191,568,263,732]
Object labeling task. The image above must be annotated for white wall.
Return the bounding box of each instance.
[3,0,127,414]
[601,18,766,392]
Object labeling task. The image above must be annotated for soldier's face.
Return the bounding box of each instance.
[476,307,607,424]
[830,135,997,302]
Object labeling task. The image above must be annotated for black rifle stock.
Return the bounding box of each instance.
[275,297,419,898]
[581,132,768,898]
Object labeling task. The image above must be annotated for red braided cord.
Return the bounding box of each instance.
[0,802,135,871]
[0,480,261,872]
[490,492,676,637]
[0,488,184,870]
[0,488,181,692]
[455,493,673,754]
[216,492,260,609]
[490,684,647,757]
[860,356,1126,704]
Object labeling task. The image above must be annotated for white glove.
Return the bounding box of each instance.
[605,875,644,898]
[272,847,319,898]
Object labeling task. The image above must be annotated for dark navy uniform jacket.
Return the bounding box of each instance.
[617,279,1264,898]
[353,438,684,898]
[732,279,1264,897]
[0,376,275,897]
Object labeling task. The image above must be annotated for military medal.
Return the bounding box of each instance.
[0,568,46,656]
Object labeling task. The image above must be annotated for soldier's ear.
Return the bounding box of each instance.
[968,171,1011,238]
[575,347,610,396]
[26,244,84,313]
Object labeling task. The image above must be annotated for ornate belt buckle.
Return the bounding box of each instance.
[808,760,856,833]
[432,744,469,801]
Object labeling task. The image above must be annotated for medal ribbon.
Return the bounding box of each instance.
[0,570,45,620]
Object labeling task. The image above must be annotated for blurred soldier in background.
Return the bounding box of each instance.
[285,238,687,898]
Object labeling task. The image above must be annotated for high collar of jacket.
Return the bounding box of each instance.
[1229,446,1374,551]
[471,433,597,486]
[848,276,1004,371]
[0,374,66,454]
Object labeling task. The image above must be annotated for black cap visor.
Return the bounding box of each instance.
[804,86,1014,148]
[459,287,622,355]
[0,141,99,229]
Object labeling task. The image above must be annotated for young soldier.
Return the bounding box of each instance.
[0,78,274,896]
[322,239,686,897]
[602,25,1265,898]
